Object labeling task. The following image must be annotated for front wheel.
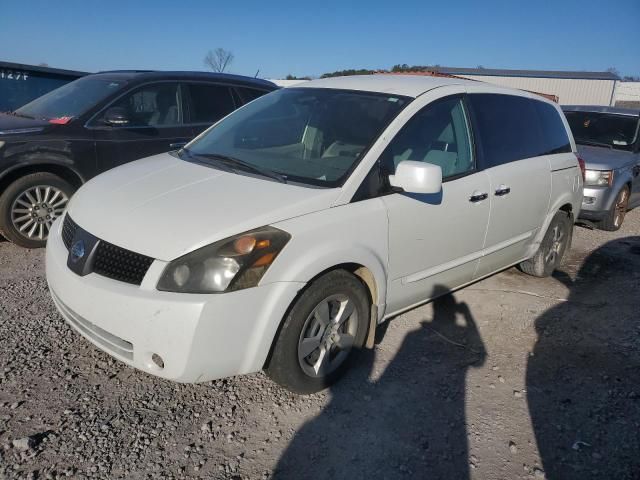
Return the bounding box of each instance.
[0,173,74,248]
[266,270,370,394]
[520,211,572,278]
[598,186,630,231]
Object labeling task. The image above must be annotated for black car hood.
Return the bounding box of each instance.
[577,144,637,170]
[0,112,50,133]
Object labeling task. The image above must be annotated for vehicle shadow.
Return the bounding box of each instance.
[527,236,640,479]
[274,285,487,479]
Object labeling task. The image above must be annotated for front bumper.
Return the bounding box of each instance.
[578,186,614,221]
[45,219,304,383]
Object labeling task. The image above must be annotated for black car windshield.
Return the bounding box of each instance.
[184,88,411,187]
[15,76,125,121]
[565,111,640,151]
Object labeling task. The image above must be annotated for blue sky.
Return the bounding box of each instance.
[2,0,638,79]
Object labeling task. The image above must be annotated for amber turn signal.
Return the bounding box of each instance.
[252,252,275,267]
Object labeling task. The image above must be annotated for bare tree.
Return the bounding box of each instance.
[203,48,234,73]
[606,67,620,77]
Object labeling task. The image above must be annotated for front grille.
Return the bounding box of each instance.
[93,240,154,285]
[61,215,154,286]
[61,214,78,249]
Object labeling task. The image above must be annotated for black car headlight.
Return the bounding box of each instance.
[157,226,290,293]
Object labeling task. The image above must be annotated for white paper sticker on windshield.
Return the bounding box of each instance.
[613,140,628,145]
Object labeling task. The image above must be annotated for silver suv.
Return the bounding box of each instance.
[563,106,640,230]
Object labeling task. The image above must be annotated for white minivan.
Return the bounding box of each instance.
[46,75,583,393]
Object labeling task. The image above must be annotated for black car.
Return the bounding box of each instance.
[0,71,277,247]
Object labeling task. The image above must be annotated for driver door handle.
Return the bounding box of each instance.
[469,191,489,203]
[495,184,511,196]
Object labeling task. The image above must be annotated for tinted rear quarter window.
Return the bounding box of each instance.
[186,84,235,124]
[534,101,572,155]
[468,94,544,168]
[235,87,269,104]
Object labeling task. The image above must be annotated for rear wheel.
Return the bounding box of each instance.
[266,270,370,394]
[520,211,572,278]
[598,186,629,231]
[0,173,74,248]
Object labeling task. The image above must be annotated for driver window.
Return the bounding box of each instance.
[101,83,182,127]
[383,97,473,179]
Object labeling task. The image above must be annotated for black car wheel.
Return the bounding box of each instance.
[0,173,74,248]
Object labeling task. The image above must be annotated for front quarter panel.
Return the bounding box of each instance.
[611,163,636,207]
[265,198,389,320]
[0,124,96,182]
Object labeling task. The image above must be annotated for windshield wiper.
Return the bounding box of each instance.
[577,139,613,149]
[189,151,287,184]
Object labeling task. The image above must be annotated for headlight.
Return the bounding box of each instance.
[157,226,290,293]
[584,169,613,187]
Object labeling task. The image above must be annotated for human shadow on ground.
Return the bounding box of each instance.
[527,236,640,480]
[274,285,487,479]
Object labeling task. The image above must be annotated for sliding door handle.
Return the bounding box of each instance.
[495,185,511,196]
[469,191,489,203]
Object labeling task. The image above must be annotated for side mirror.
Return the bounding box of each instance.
[388,161,442,194]
[103,107,130,126]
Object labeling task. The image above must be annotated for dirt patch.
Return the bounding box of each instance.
[1,211,639,479]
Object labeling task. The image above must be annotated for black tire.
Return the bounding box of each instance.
[598,186,630,231]
[520,211,572,278]
[266,270,370,394]
[0,172,75,248]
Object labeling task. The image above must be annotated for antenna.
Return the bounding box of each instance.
[254,69,260,78]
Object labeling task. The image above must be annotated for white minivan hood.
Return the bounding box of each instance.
[67,153,340,260]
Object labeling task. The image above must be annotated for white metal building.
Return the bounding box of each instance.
[430,67,619,106]
[614,81,640,108]
[268,79,309,87]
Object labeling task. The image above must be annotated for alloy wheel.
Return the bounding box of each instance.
[544,224,564,266]
[297,293,359,378]
[613,188,629,228]
[10,185,69,241]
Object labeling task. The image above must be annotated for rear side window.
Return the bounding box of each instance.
[235,87,269,104]
[468,94,543,168]
[534,101,572,155]
[186,84,236,124]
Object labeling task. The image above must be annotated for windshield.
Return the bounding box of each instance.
[15,76,125,121]
[184,88,411,187]
[565,111,640,151]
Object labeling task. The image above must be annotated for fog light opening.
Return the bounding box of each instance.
[151,353,165,369]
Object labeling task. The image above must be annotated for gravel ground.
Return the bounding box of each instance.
[1,211,639,480]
